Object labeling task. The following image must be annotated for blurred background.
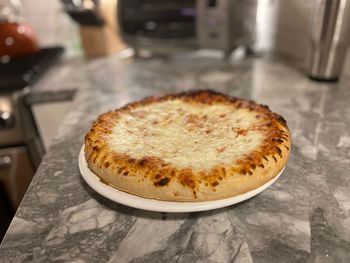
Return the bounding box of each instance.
[15,0,350,73]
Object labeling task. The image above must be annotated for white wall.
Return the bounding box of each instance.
[256,0,314,67]
[20,0,80,55]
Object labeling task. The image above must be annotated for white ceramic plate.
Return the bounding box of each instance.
[79,146,285,213]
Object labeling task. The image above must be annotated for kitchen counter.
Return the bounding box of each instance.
[1,52,350,262]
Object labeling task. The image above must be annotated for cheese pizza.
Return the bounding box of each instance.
[84,90,291,202]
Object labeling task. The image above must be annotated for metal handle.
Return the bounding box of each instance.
[0,110,15,129]
[0,155,12,168]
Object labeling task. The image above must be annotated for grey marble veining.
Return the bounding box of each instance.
[1,53,350,262]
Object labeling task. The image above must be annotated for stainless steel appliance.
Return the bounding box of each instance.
[0,47,63,239]
[0,93,34,209]
[0,89,36,240]
[117,0,257,56]
[308,0,350,81]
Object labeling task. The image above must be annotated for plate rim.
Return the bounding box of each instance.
[79,145,285,213]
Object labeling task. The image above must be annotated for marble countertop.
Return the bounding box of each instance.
[1,52,350,262]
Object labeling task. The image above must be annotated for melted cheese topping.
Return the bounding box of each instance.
[109,100,264,171]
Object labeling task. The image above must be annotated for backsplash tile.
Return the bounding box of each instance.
[21,0,80,55]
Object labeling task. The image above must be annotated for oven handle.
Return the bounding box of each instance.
[0,155,12,168]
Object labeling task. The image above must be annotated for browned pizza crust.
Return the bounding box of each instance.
[84,90,291,202]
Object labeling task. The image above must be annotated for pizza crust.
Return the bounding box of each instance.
[85,90,291,202]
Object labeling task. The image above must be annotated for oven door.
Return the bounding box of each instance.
[118,0,197,52]
[0,146,34,209]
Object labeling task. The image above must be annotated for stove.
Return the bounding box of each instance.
[0,47,64,144]
[0,47,64,90]
[0,47,63,239]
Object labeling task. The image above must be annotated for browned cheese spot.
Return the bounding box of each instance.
[217,146,226,153]
[139,159,147,167]
[128,158,136,164]
[276,147,282,157]
[193,190,197,198]
[183,178,196,189]
[272,138,284,143]
[154,177,170,187]
[211,181,219,187]
[233,127,248,136]
[184,113,200,124]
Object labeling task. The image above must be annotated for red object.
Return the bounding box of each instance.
[0,22,39,58]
